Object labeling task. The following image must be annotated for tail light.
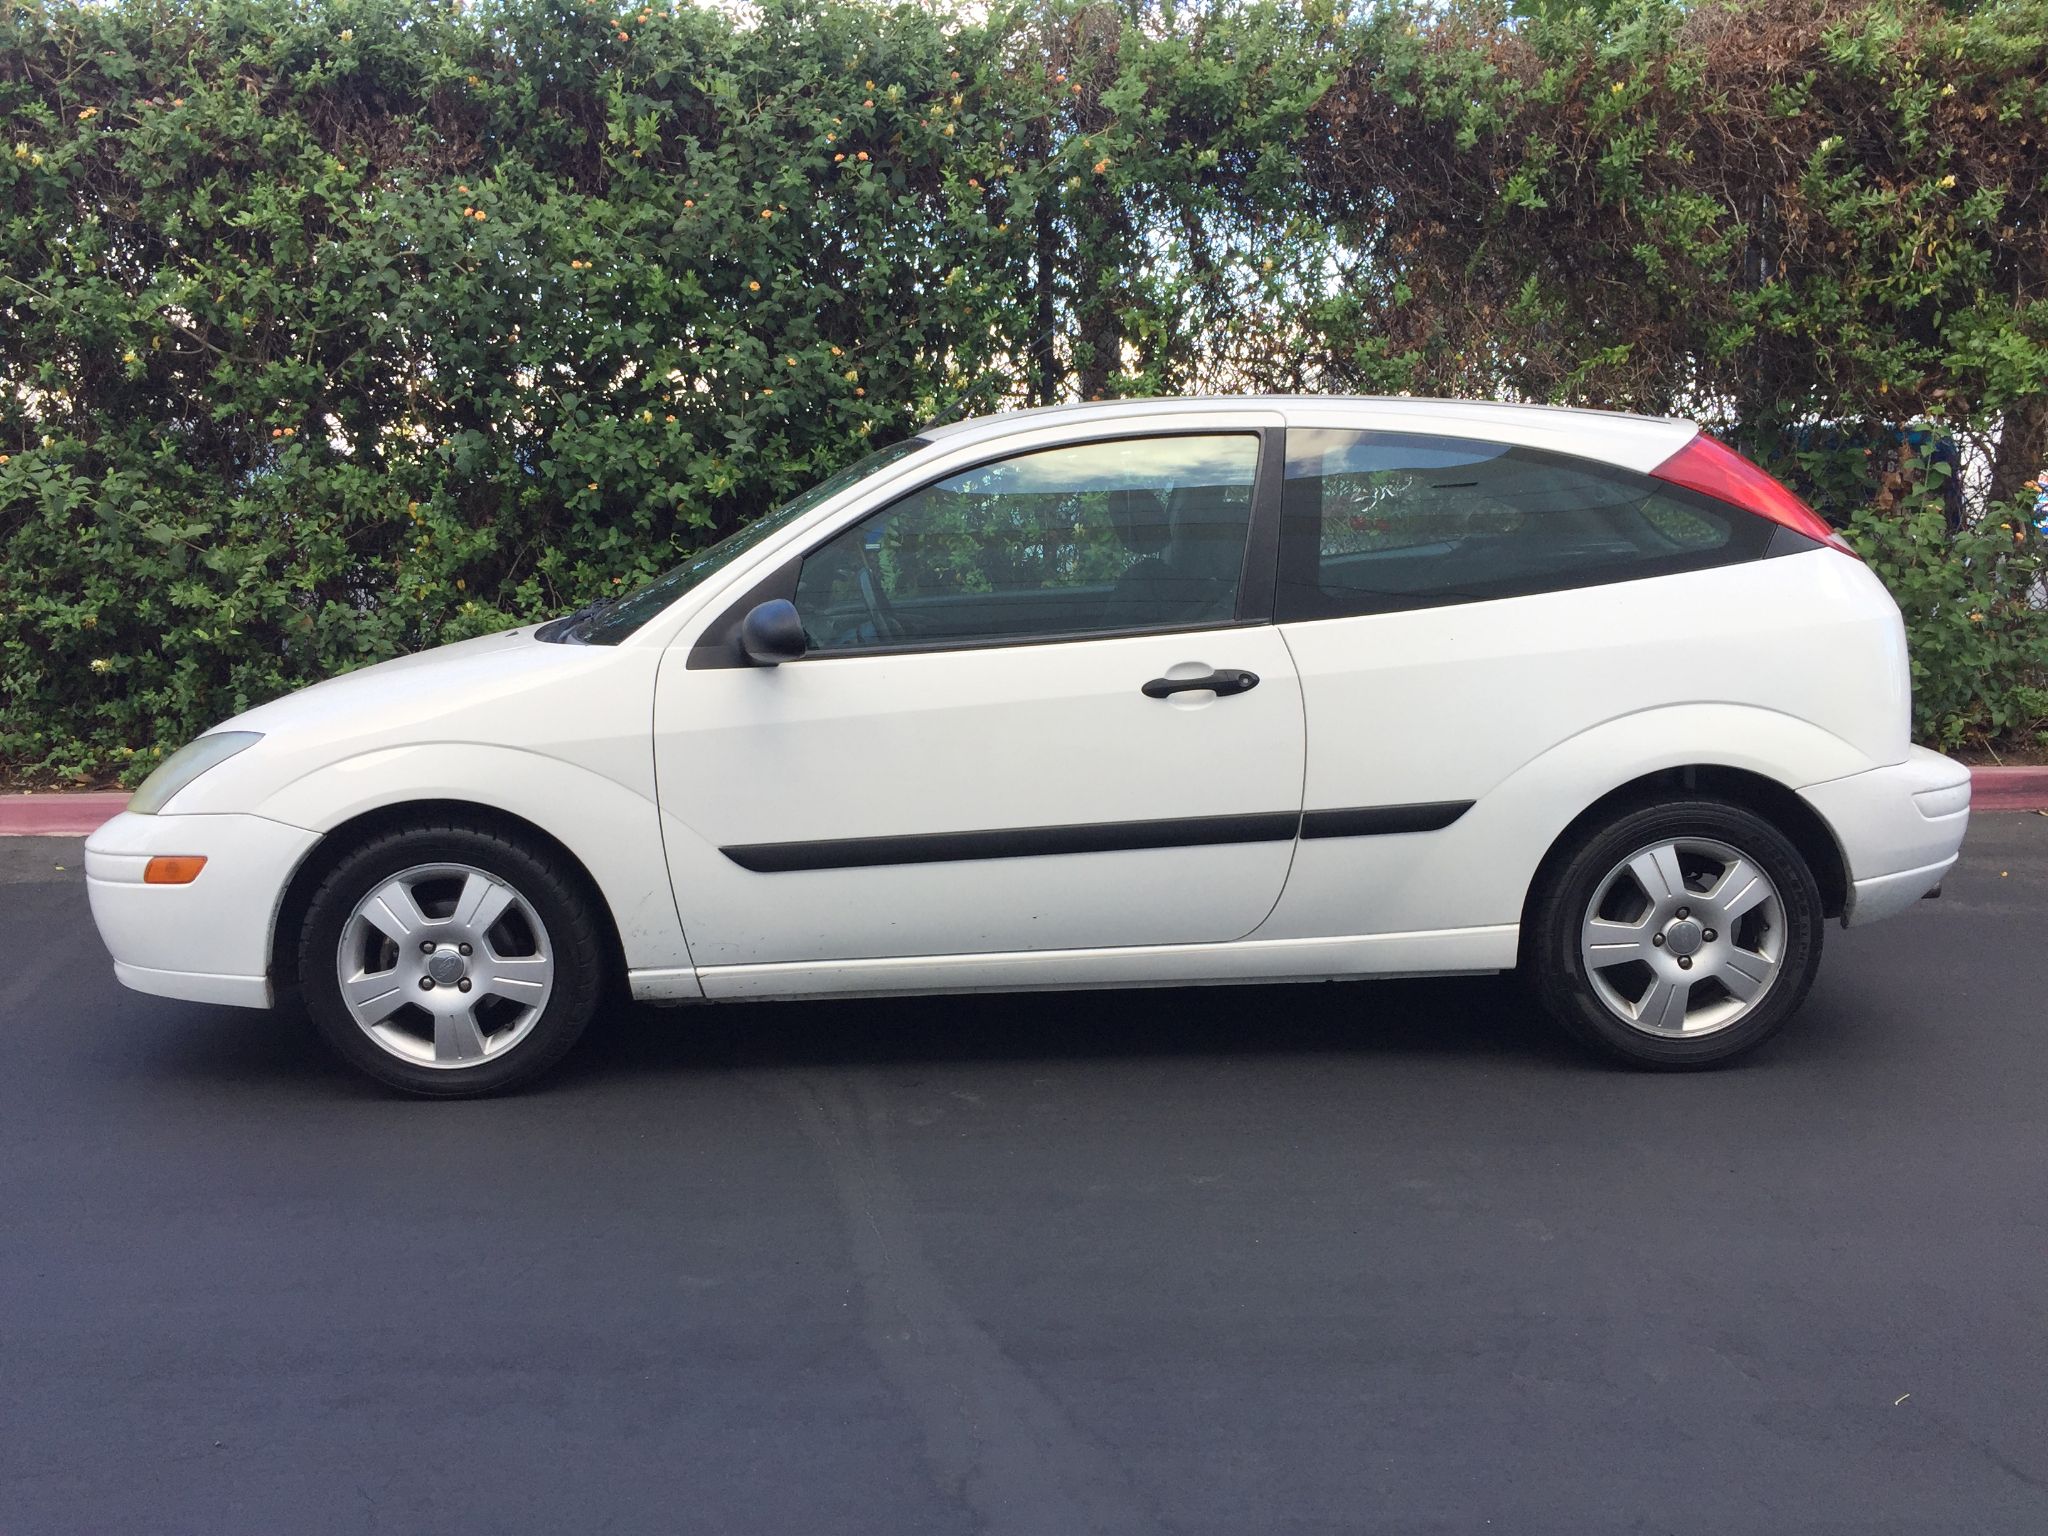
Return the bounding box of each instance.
[1649,433,1859,558]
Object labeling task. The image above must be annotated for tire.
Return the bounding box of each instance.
[297,819,607,1096]
[1524,797,1824,1069]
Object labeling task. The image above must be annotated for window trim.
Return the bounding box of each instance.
[688,425,1286,669]
[1272,429,1777,623]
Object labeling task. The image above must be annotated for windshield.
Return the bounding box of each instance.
[549,437,929,645]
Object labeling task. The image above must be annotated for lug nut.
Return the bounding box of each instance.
[1678,956,1693,970]
[420,942,434,954]
[419,977,434,990]
[1703,928,1717,942]
[1676,906,1690,920]
[458,978,472,993]
[1652,933,1665,947]
[459,943,472,956]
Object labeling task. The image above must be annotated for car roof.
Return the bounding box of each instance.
[917,395,1700,474]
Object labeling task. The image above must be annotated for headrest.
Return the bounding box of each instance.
[1166,483,1249,580]
[1107,487,1169,556]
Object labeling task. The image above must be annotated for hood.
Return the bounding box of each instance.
[218,625,586,739]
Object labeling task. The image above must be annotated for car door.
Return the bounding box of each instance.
[653,423,1305,971]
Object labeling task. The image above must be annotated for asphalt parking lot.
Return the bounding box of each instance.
[3,818,2045,1534]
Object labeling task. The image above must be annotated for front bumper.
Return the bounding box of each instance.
[1798,746,1971,927]
[85,810,321,1009]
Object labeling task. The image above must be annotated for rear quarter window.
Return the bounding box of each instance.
[1276,429,1774,620]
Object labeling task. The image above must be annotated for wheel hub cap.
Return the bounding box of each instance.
[1661,917,1705,958]
[425,946,468,986]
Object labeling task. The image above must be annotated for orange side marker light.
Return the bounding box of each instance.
[143,855,208,885]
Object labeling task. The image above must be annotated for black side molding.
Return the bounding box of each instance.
[1301,801,1473,838]
[722,811,1301,874]
[721,800,1474,872]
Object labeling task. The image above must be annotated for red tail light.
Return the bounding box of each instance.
[1649,433,1859,558]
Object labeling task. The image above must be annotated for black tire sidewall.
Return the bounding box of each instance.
[1529,798,1824,1068]
[298,824,605,1096]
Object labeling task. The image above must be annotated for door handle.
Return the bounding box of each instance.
[1141,669,1260,700]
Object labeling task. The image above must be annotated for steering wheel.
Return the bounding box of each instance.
[854,543,905,643]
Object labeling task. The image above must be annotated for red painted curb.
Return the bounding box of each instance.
[0,792,130,837]
[1970,765,2048,813]
[3,765,2045,837]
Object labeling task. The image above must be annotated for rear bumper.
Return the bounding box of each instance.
[1799,747,1971,927]
[85,810,320,1009]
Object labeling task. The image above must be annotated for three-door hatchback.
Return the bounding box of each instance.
[88,397,1971,1094]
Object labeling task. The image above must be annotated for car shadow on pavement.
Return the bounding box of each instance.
[559,973,1588,1084]
[110,972,1590,1097]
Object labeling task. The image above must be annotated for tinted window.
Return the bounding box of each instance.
[795,434,1261,652]
[1276,429,1771,620]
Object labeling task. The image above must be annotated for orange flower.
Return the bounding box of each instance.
[761,388,774,396]
[1093,159,1107,174]
[760,208,773,219]
[856,150,869,162]
[473,210,486,221]
[747,280,760,291]
[834,153,844,162]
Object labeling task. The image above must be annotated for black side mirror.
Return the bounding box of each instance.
[739,599,806,666]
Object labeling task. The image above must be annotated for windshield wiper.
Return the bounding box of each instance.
[536,599,611,644]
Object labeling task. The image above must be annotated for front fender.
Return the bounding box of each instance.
[250,742,693,975]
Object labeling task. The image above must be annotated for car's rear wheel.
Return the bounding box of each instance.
[298,821,606,1096]
[1526,798,1824,1068]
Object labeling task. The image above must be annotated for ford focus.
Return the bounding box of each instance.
[86,397,1971,1094]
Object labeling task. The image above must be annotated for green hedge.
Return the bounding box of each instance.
[3,0,2045,783]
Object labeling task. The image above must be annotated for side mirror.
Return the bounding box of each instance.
[739,599,807,666]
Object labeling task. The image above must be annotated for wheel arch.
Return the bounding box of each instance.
[1520,765,1850,946]
[268,799,631,999]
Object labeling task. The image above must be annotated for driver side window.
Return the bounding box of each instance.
[793,434,1261,652]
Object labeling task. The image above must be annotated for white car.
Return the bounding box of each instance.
[86,397,1971,1095]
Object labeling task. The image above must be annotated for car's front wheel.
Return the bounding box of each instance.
[1525,798,1825,1068]
[298,821,606,1096]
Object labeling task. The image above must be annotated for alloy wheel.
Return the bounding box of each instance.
[1578,837,1786,1037]
[335,862,556,1068]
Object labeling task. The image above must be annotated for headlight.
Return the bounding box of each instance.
[128,731,264,814]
